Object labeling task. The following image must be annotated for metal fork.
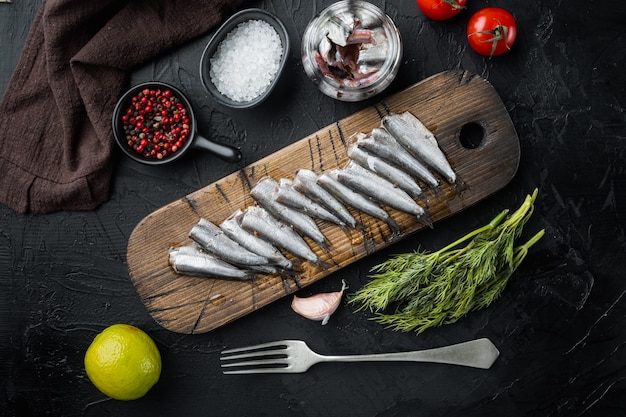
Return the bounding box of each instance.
[220,338,500,374]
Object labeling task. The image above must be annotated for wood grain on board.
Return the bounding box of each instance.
[127,70,520,334]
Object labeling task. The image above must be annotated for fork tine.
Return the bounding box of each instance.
[220,348,287,362]
[220,340,304,374]
[222,367,292,375]
[220,340,289,355]
[220,340,295,374]
[221,357,289,369]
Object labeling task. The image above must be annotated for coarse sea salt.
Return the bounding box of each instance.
[209,19,283,103]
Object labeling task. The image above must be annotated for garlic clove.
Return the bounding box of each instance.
[291,279,348,325]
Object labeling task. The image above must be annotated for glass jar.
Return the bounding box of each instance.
[301,1,402,102]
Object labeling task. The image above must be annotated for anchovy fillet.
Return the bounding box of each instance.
[357,41,388,65]
[336,161,428,220]
[293,169,357,228]
[275,178,346,226]
[250,177,326,244]
[189,218,270,267]
[326,15,353,47]
[219,211,293,270]
[381,112,456,184]
[318,170,398,231]
[238,206,318,264]
[347,137,423,198]
[168,245,254,280]
[356,128,439,188]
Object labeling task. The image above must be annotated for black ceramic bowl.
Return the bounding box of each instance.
[112,82,241,165]
[199,9,289,109]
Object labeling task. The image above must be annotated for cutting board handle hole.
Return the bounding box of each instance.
[459,122,485,149]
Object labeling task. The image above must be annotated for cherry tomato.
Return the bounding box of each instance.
[416,0,467,21]
[467,8,517,57]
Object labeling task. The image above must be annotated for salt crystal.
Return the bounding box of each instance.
[209,19,283,103]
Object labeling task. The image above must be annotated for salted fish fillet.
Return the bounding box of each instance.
[168,245,254,280]
[382,112,456,184]
[359,128,439,188]
[336,161,429,222]
[318,170,399,232]
[238,206,318,264]
[357,40,388,65]
[251,177,326,245]
[293,169,357,228]
[275,178,346,227]
[325,15,353,47]
[189,218,271,267]
[347,137,423,198]
[219,212,293,270]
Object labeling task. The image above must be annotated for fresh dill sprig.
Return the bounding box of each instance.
[349,189,545,334]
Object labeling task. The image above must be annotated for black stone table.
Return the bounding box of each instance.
[2,1,625,416]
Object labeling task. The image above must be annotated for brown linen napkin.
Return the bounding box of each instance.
[0,0,248,214]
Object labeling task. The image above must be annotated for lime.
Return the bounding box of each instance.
[84,324,161,401]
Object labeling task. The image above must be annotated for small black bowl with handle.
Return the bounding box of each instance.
[112,81,242,165]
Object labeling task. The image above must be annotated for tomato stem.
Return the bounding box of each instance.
[468,25,509,57]
[443,0,465,10]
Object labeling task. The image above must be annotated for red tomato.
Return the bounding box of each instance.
[467,8,517,56]
[416,0,467,21]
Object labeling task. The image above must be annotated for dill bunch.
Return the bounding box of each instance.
[349,189,545,333]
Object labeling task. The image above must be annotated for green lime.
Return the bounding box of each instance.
[84,324,161,401]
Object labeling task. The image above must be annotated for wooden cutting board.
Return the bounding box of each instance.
[127,70,520,334]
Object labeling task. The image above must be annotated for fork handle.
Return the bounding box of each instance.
[319,338,500,369]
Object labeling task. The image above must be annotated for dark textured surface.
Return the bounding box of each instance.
[1,0,626,416]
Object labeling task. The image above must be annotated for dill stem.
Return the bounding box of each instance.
[513,229,545,267]
[435,209,509,255]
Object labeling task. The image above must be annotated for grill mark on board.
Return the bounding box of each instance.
[307,137,316,171]
[327,128,343,166]
[316,134,324,172]
[214,183,230,205]
[182,196,199,215]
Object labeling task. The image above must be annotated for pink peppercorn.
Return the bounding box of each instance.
[121,88,190,160]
